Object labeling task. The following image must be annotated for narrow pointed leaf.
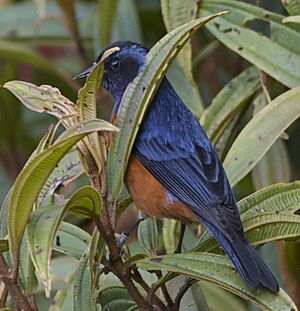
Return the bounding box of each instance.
[137,253,297,311]
[162,218,180,254]
[200,0,300,87]
[108,11,228,199]
[137,218,159,256]
[282,0,300,15]
[223,87,300,187]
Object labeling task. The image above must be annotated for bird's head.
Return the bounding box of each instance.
[74,41,148,101]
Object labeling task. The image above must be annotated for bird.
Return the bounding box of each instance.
[74,40,279,293]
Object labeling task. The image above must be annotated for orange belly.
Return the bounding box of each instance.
[125,156,199,224]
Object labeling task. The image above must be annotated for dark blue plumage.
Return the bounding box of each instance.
[76,41,279,292]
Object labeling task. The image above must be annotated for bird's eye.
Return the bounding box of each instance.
[110,58,120,71]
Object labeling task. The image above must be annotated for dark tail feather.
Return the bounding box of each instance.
[203,220,279,292]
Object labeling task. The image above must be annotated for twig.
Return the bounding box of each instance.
[154,271,173,307]
[131,267,166,309]
[173,278,197,310]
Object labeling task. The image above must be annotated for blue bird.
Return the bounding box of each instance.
[75,41,279,292]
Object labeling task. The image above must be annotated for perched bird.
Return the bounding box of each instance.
[75,41,279,292]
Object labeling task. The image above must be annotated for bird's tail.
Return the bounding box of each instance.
[203,220,279,292]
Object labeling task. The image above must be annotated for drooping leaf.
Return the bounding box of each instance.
[137,253,297,311]
[282,15,300,24]
[97,286,134,310]
[200,0,300,87]
[7,119,114,264]
[3,80,77,128]
[107,11,228,200]
[27,186,101,295]
[223,86,300,187]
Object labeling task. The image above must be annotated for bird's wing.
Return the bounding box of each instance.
[134,136,244,241]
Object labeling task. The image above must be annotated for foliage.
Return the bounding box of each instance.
[0,0,299,310]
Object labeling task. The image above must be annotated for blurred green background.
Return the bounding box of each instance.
[0,0,299,309]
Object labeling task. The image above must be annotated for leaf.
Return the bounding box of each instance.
[27,186,101,295]
[74,252,92,311]
[39,147,83,205]
[200,0,300,87]
[53,222,91,260]
[191,282,210,311]
[200,66,260,141]
[162,218,181,254]
[223,86,300,187]
[107,11,228,200]
[282,0,300,16]
[137,218,159,256]
[3,80,77,128]
[97,286,134,309]
[238,181,300,218]
[137,253,297,311]
[161,0,204,116]
[282,15,300,24]
[196,181,300,251]
[76,47,120,174]
[196,212,300,253]
[7,119,112,265]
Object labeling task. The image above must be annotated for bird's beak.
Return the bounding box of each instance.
[73,63,96,80]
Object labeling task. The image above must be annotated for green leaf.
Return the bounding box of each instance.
[137,253,297,311]
[7,119,112,265]
[223,87,300,187]
[200,0,300,87]
[244,212,300,246]
[196,181,300,251]
[200,66,260,141]
[197,212,300,253]
[137,218,159,256]
[238,181,300,218]
[191,282,210,311]
[97,286,134,309]
[73,252,92,311]
[39,147,83,206]
[161,0,204,116]
[162,218,180,254]
[107,11,228,199]
[53,222,91,260]
[282,0,300,16]
[27,186,101,295]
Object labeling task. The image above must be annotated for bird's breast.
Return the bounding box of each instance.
[125,156,199,224]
